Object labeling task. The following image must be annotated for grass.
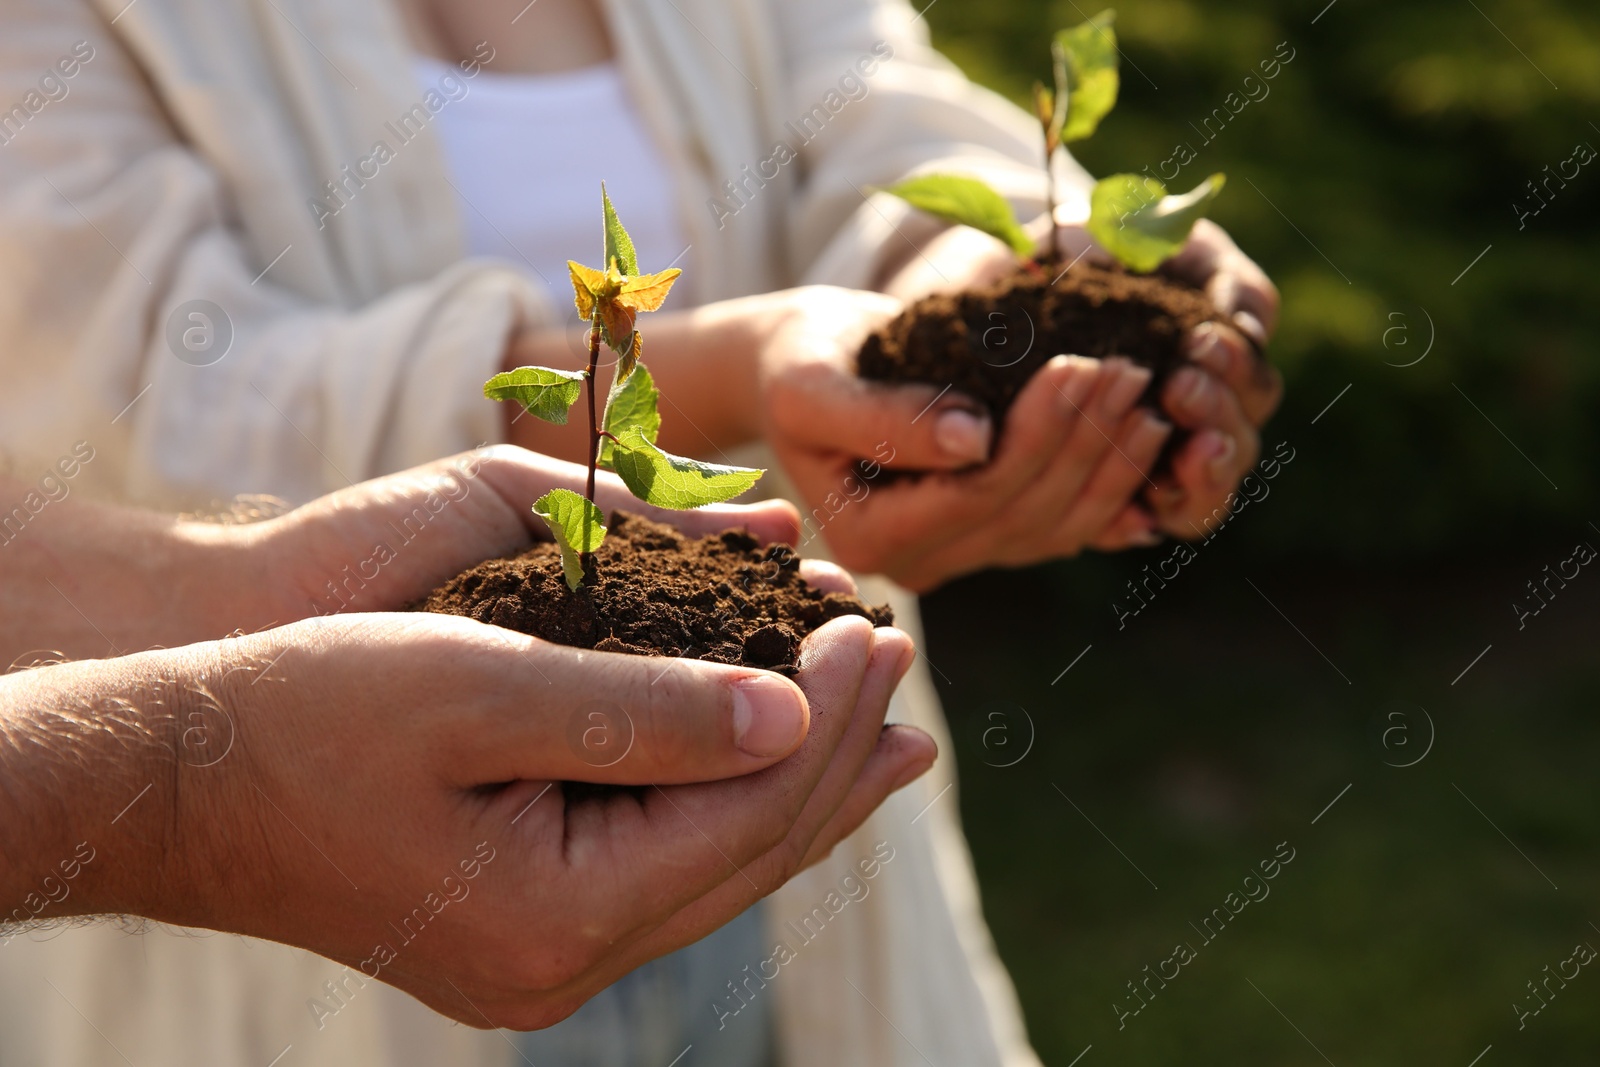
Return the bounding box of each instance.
[924,540,1600,1064]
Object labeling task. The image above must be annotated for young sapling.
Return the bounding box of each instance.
[881,9,1226,274]
[483,185,763,590]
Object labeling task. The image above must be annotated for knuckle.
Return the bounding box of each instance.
[508,937,597,994]
[767,829,813,881]
[633,671,701,772]
[500,995,586,1033]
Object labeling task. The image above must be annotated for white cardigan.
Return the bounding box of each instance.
[0,0,1091,1063]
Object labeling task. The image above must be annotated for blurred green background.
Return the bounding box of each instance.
[919,1,1600,1063]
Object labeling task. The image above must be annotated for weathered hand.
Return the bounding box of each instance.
[0,611,933,1030]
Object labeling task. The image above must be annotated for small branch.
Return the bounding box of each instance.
[1045,156,1061,268]
[582,322,602,570]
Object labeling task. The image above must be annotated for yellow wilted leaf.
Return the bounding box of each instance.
[568,260,608,320]
[614,268,681,313]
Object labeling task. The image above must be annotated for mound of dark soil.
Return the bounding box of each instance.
[418,511,891,675]
[858,262,1220,433]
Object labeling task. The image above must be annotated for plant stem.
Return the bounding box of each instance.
[582,320,602,570]
[1045,143,1061,268]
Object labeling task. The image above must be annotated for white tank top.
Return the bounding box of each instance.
[414,56,689,303]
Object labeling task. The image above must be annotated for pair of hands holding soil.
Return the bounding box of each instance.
[0,449,933,1030]
[507,216,1281,592]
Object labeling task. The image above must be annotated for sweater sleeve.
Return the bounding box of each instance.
[769,0,1094,290]
[0,0,553,507]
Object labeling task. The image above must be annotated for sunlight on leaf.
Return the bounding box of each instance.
[608,427,763,509]
[1057,11,1119,144]
[1086,172,1226,273]
[600,364,661,468]
[532,488,607,591]
[567,257,681,367]
[568,260,606,321]
[483,366,587,425]
[615,269,681,312]
[602,183,639,277]
[881,175,1033,257]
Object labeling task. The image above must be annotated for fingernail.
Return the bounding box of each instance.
[869,627,917,690]
[1186,323,1231,376]
[1137,415,1173,452]
[1056,355,1098,414]
[1233,310,1268,348]
[732,677,808,758]
[1173,367,1210,413]
[1149,485,1186,511]
[1106,362,1153,412]
[1206,434,1238,487]
[1128,529,1163,547]
[934,408,991,463]
[890,756,933,792]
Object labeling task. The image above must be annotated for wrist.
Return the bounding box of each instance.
[159,520,279,640]
[685,290,793,447]
[0,649,211,927]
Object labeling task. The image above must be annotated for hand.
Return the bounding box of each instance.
[0,448,814,665]
[189,447,804,637]
[758,288,1171,590]
[1147,219,1283,537]
[880,214,1283,544]
[0,610,934,1030]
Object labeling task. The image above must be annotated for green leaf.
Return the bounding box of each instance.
[1056,11,1119,144]
[1086,173,1227,273]
[880,175,1033,257]
[483,366,587,425]
[532,488,607,591]
[601,183,638,277]
[599,363,661,468]
[608,427,763,509]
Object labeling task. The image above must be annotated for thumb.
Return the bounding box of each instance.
[804,377,994,471]
[473,634,816,787]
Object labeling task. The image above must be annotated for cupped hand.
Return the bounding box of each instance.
[880,212,1283,545]
[238,445,808,625]
[759,287,1171,590]
[4,610,933,1030]
[1147,219,1283,536]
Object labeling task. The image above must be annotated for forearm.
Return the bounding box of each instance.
[0,484,251,665]
[0,648,210,929]
[503,292,785,462]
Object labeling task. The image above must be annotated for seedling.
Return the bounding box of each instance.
[483,186,763,590]
[881,10,1225,273]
